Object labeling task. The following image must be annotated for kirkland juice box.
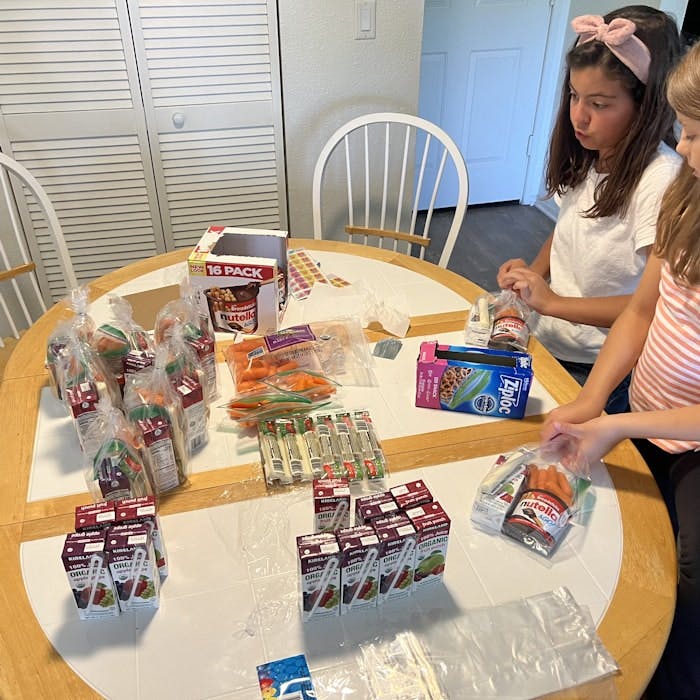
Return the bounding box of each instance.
[65,381,100,449]
[114,495,168,578]
[106,523,161,611]
[373,513,417,603]
[297,532,341,621]
[337,525,380,614]
[74,501,116,532]
[313,478,351,533]
[415,341,533,419]
[390,479,433,511]
[355,491,399,526]
[62,531,119,620]
[187,226,288,335]
[405,501,451,590]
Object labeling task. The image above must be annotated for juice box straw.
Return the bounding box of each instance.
[387,537,416,592]
[326,499,348,532]
[84,553,103,615]
[304,555,338,622]
[348,547,379,610]
[126,546,147,609]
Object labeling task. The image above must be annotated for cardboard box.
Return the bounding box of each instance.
[415,341,533,419]
[187,226,288,335]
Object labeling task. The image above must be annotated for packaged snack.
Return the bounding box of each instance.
[83,403,153,502]
[123,347,189,493]
[473,439,592,558]
[488,289,530,353]
[464,293,495,348]
[256,655,316,700]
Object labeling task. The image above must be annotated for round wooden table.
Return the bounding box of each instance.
[0,240,675,699]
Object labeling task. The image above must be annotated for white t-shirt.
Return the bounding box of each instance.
[531,142,680,364]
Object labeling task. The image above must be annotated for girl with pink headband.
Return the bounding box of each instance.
[498,6,681,414]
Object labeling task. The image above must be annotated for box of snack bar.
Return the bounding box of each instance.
[187,226,288,335]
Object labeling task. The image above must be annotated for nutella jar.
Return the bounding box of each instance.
[205,283,260,333]
[488,291,529,352]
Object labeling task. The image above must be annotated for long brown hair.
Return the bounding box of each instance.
[546,6,680,218]
[655,41,700,285]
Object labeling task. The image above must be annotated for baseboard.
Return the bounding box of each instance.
[534,198,558,222]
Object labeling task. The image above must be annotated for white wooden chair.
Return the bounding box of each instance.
[312,112,469,268]
[0,152,77,346]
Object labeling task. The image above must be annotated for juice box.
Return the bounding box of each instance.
[373,513,417,603]
[405,501,451,590]
[415,341,533,418]
[74,500,116,532]
[187,225,288,335]
[131,411,182,494]
[336,525,380,614]
[355,491,399,526]
[114,495,168,578]
[313,478,351,533]
[105,523,161,611]
[62,531,120,620]
[65,381,100,449]
[390,479,433,511]
[297,532,341,621]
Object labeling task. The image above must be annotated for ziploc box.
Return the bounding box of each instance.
[106,523,161,611]
[373,513,417,603]
[313,478,351,533]
[416,341,533,419]
[187,225,288,335]
[337,525,380,614]
[62,531,120,620]
[297,532,341,620]
[405,501,451,590]
[114,495,168,579]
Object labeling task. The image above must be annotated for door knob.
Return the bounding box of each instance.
[172,112,186,129]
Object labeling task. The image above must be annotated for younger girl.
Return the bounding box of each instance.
[498,6,681,413]
[543,40,700,699]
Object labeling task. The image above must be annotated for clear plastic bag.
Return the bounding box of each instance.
[82,401,153,502]
[472,436,592,558]
[464,289,531,352]
[122,347,189,493]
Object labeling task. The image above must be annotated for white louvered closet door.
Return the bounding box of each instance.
[0,1,166,302]
[0,0,286,303]
[128,0,287,250]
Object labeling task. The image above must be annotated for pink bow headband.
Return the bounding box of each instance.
[572,15,651,85]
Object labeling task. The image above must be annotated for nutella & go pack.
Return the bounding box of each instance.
[187,226,288,335]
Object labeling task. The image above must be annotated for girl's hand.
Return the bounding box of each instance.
[542,398,604,441]
[499,268,556,314]
[547,417,623,468]
[497,258,528,288]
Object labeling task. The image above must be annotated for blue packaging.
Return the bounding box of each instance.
[257,654,315,699]
[415,341,533,418]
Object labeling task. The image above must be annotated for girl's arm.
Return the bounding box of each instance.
[496,231,553,288]
[552,405,700,467]
[502,245,651,327]
[542,255,662,433]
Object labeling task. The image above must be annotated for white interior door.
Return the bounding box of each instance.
[420,0,551,206]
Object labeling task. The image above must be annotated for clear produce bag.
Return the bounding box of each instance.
[472,436,592,558]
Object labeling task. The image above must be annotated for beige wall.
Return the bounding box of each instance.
[278,1,425,240]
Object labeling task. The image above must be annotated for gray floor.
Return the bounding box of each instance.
[423,202,554,290]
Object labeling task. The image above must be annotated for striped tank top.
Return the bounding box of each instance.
[630,261,700,453]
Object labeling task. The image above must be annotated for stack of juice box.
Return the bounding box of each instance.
[298,478,451,621]
[62,495,167,620]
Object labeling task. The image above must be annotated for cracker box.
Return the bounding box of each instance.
[62,531,120,620]
[415,341,533,419]
[405,501,451,590]
[187,226,288,335]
